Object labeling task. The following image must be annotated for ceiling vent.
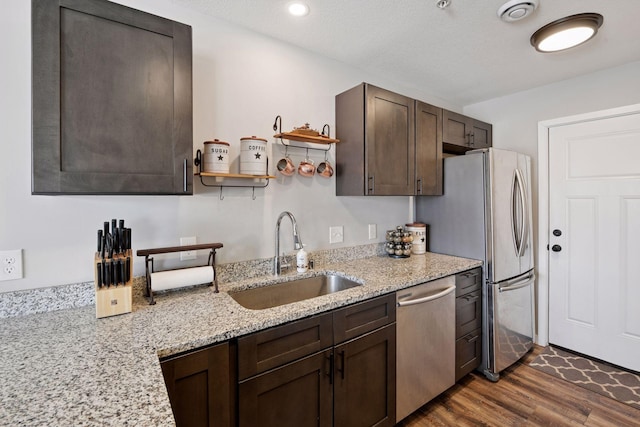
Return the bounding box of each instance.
[498,0,539,22]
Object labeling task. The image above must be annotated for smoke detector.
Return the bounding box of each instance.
[498,0,539,22]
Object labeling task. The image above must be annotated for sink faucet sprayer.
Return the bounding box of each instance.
[274,211,303,275]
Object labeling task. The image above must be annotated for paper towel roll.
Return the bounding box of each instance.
[150,266,214,292]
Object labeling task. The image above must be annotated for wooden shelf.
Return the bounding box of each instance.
[195,172,275,179]
[274,132,339,145]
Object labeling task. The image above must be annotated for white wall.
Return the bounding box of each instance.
[0,0,457,293]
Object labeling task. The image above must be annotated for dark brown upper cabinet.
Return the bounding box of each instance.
[415,101,443,195]
[442,110,492,155]
[335,83,442,196]
[32,0,193,195]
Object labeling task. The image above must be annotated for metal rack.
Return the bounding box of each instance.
[136,243,223,305]
[272,115,339,153]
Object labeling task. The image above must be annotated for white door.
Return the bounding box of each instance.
[548,113,640,371]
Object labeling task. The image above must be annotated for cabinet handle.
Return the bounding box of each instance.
[465,334,479,343]
[183,158,188,192]
[463,294,479,302]
[368,176,375,195]
[466,132,475,146]
[337,350,345,380]
[327,353,334,385]
[417,178,423,195]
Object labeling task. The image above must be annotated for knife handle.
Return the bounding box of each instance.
[119,259,126,285]
[126,228,132,250]
[125,257,131,282]
[97,263,103,288]
[104,260,110,287]
[97,230,103,253]
[112,260,117,286]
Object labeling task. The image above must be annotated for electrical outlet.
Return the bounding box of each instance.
[329,226,344,244]
[0,249,23,281]
[368,224,377,240]
[180,237,197,261]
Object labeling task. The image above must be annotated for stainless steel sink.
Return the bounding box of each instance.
[228,274,362,310]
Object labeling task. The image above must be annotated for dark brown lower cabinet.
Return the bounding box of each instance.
[160,341,235,427]
[455,268,483,381]
[455,328,482,381]
[237,294,396,427]
[238,349,333,427]
[334,324,396,427]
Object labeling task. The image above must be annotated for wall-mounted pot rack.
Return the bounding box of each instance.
[193,149,275,200]
[273,115,339,154]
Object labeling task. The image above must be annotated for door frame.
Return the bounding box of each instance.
[536,103,640,346]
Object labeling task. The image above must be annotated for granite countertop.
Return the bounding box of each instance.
[0,252,481,426]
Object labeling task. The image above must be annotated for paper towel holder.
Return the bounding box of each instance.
[137,242,223,305]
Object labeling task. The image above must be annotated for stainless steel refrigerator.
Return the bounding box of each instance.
[416,148,535,381]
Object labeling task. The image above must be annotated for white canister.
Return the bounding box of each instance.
[240,136,267,175]
[202,140,230,173]
[406,223,428,254]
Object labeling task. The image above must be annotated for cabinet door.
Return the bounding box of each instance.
[237,312,333,380]
[415,101,443,195]
[32,0,192,194]
[471,119,493,149]
[238,349,333,427]
[161,342,234,427]
[455,328,482,381]
[365,85,415,195]
[334,325,396,427]
[442,109,472,148]
[455,267,482,297]
[456,290,482,338]
[334,293,396,344]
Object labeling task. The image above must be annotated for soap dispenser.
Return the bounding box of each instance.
[296,247,308,273]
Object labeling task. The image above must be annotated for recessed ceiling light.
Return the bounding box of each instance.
[530,13,603,53]
[288,2,310,17]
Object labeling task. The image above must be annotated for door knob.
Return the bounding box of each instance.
[553,229,562,237]
[551,244,562,252]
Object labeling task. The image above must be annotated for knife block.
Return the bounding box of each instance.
[94,250,133,319]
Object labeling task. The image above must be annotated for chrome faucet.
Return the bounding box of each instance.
[274,211,303,275]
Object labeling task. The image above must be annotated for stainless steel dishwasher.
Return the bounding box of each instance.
[396,276,456,422]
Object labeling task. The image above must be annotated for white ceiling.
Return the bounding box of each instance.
[171,0,640,106]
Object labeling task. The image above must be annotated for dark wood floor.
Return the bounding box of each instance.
[396,346,640,426]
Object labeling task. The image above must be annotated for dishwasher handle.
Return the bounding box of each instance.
[397,285,456,307]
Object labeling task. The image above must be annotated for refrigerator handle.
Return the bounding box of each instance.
[510,171,521,256]
[515,168,528,257]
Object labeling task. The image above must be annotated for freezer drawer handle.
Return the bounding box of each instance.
[499,273,535,293]
[397,285,456,306]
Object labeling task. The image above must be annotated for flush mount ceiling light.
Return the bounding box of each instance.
[288,2,310,17]
[530,13,603,53]
[497,0,538,23]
